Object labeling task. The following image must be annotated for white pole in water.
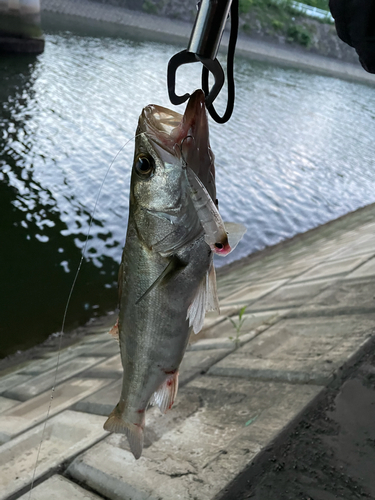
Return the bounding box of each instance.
[0,0,44,53]
[8,0,20,10]
[6,0,41,14]
[19,0,41,14]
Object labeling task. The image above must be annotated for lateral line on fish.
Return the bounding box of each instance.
[27,134,143,500]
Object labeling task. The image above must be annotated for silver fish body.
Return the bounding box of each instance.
[104,91,218,459]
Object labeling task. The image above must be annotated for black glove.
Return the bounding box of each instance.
[329,0,375,73]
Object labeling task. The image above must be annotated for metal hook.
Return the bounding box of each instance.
[167,50,224,107]
[167,50,199,106]
[166,0,238,124]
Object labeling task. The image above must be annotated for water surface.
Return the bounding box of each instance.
[1,20,375,356]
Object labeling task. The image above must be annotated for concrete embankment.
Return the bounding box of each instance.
[40,0,375,86]
[1,202,375,499]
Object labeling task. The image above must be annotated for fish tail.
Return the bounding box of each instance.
[104,403,144,460]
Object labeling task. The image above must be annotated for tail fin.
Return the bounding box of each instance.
[104,404,144,460]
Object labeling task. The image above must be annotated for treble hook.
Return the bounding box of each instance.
[167,0,238,124]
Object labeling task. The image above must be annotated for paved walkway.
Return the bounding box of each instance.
[40,0,375,86]
[1,203,375,499]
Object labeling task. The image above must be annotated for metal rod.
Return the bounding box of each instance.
[187,0,232,60]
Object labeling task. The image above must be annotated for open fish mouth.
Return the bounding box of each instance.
[139,89,216,202]
[138,90,246,257]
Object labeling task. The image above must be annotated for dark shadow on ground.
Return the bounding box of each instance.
[218,340,375,500]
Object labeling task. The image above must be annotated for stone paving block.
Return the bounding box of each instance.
[259,261,315,281]
[68,376,322,500]
[35,336,116,367]
[330,236,375,259]
[4,356,105,401]
[218,282,248,300]
[246,278,336,311]
[187,332,256,351]
[82,355,122,379]
[17,474,104,500]
[82,332,112,344]
[198,309,289,342]
[75,380,202,444]
[74,379,122,416]
[179,349,231,385]
[19,345,96,375]
[73,349,232,417]
[208,315,375,384]
[221,280,287,307]
[200,306,238,331]
[291,277,375,317]
[291,255,372,282]
[0,378,112,443]
[217,267,273,287]
[21,341,114,374]
[209,356,335,385]
[0,410,107,500]
[0,373,32,395]
[345,257,375,279]
[0,396,19,413]
[79,340,119,358]
[0,358,45,378]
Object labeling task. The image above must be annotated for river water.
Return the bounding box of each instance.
[1,18,375,357]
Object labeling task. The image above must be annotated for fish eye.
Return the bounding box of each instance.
[134,154,154,178]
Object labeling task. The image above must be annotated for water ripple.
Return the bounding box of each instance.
[1,28,375,355]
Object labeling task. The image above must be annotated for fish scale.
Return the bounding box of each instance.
[104,90,245,459]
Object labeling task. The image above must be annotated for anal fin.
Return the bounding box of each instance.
[150,372,179,414]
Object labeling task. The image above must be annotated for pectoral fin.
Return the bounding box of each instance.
[108,319,119,342]
[136,255,186,304]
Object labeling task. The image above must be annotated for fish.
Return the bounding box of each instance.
[103,89,246,459]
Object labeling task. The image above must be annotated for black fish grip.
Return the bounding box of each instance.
[167,0,239,124]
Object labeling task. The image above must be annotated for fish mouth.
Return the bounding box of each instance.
[139,90,216,201]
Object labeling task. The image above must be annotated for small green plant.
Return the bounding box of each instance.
[271,18,284,31]
[142,0,159,15]
[228,306,248,348]
[245,415,258,426]
[239,0,269,15]
[242,22,252,34]
[287,24,312,46]
[239,0,253,14]
[299,0,329,10]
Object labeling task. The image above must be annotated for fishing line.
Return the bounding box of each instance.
[27,134,140,499]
